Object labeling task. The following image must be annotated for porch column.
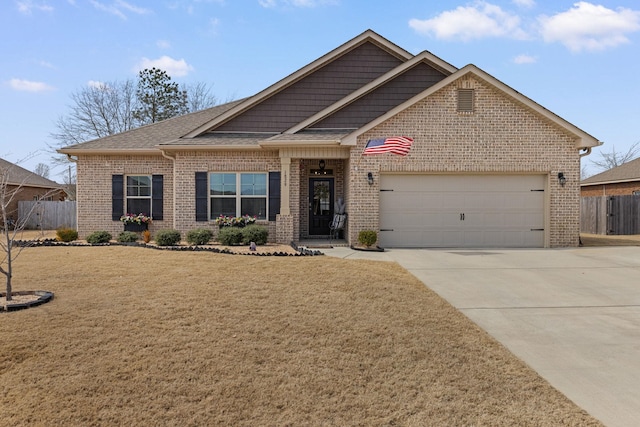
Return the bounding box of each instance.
[280,157,291,215]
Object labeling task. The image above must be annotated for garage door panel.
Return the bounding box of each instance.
[379,175,545,248]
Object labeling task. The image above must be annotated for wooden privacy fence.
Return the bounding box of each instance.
[18,201,77,230]
[581,195,640,235]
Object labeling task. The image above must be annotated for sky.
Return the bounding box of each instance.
[2,0,640,181]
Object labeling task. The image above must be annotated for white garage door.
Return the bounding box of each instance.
[379,175,545,248]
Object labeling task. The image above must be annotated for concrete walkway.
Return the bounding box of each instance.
[323,246,640,427]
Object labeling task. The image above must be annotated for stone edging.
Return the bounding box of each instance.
[13,239,324,256]
[0,290,54,312]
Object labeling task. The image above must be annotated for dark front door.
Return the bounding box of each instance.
[309,178,334,235]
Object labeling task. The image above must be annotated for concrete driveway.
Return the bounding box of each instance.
[324,246,640,427]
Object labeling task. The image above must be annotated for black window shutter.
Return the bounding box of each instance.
[268,171,281,221]
[195,172,208,222]
[152,175,163,221]
[112,175,124,221]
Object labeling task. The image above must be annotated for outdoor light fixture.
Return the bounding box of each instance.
[557,172,566,187]
[319,159,326,170]
[367,172,374,186]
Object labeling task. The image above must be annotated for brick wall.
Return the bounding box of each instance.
[581,181,640,197]
[347,76,581,247]
[76,155,173,238]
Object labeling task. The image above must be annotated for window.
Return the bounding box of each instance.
[126,175,151,215]
[210,173,267,219]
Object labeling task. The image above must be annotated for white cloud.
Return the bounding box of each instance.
[16,1,54,14]
[409,2,528,41]
[512,0,535,8]
[513,54,537,64]
[9,78,55,92]
[259,0,336,8]
[90,0,151,20]
[87,80,107,89]
[38,60,56,69]
[157,39,171,49]
[539,2,640,52]
[134,56,194,77]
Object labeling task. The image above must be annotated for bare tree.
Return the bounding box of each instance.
[51,79,138,150]
[590,141,640,172]
[1,160,56,301]
[182,82,217,112]
[33,163,50,179]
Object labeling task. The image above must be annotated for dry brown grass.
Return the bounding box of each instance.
[0,245,602,426]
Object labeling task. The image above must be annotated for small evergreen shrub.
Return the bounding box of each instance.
[241,225,269,245]
[86,230,112,244]
[56,227,78,242]
[155,229,181,246]
[186,228,213,245]
[117,231,139,243]
[218,226,244,246]
[358,230,377,247]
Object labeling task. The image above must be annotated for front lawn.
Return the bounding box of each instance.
[0,246,601,426]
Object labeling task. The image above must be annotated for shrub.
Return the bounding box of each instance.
[186,228,213,245]
[155,229,181,246]
[86,230,112,244]
[218,226,244,246]
[241,225,269,245]
[117,231,139,243]
[358,230,377,247]
[56,227,78,242]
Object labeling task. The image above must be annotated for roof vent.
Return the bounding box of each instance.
[457,89,474,113]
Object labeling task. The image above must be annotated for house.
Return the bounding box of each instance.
[580,158,640,235]
[59,30,601,248]
[581,157,640,197]
[0,157,66,226]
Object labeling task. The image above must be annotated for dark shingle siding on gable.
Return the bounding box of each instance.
[215,42,404,133]
[312,63,447,129]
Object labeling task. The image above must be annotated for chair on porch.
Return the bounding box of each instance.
[329,213,347,243]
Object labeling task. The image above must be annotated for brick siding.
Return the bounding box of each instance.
[581,181,640,197]
[347,76,581,247]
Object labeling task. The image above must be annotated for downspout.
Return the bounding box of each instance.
[160,150,177,230]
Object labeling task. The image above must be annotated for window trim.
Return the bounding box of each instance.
[209,172,268,220]
[125,174,152,216]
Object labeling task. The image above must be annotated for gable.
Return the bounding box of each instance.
[310,62,448,130]
[213,41,406,133]
[342,65,601,150]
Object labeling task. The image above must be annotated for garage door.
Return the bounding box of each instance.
[379,175,545,248]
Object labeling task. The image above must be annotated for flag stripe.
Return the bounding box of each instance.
[363,136,413,156]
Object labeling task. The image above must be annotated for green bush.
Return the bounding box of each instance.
[218,226,244,246]
[86,230,112,244]
[186,228,213,245]
[117,231,139,243]
[155,229,181,246]
[241,225,269,245]
[358,230,377,247]
[56,227,78,242]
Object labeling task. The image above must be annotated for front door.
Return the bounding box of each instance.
[309,178,334,235]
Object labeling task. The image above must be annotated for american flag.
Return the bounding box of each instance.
[362,136,414,156]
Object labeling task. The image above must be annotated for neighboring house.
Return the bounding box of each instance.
[581,157,640,197]
[0,157,66,225]
[59,30,601,248]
